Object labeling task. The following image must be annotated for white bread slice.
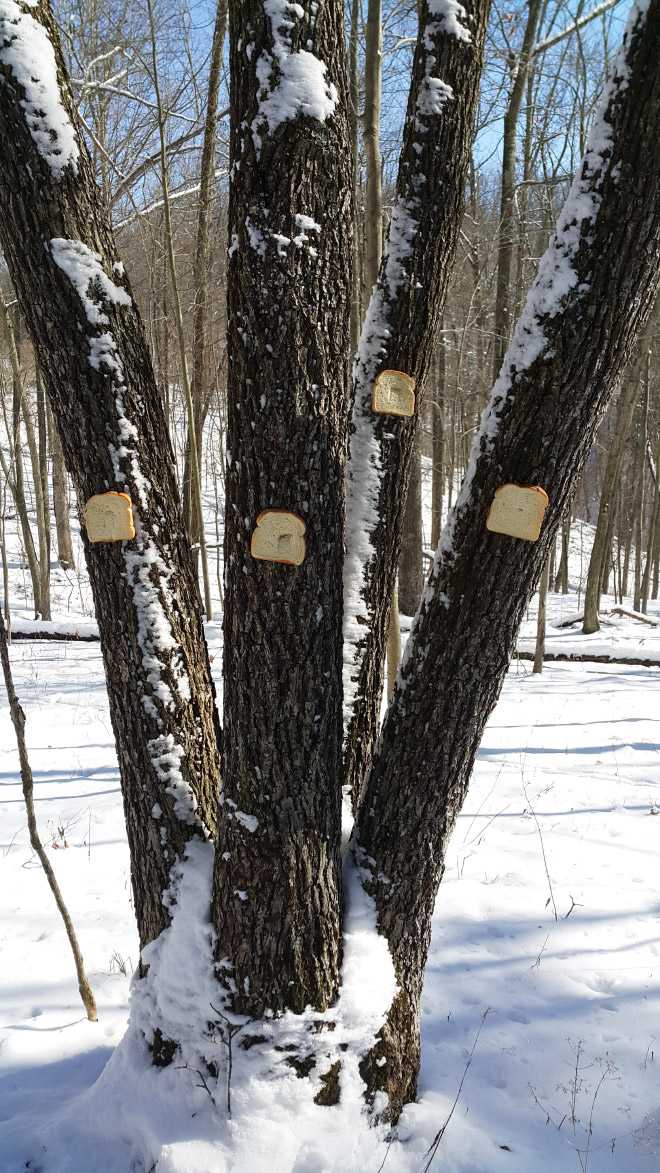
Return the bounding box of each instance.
[372,370,416,418]
[84,491,135,543]
[486,484,548,541]
[251,510,306,566]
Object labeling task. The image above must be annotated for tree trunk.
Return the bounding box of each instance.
[633,367,649,611]
[431,342,446,550]
[183,0,227,548]
[533,550,551,672]
[0,0,222,967]
[582,359,642,631]
[354,0,660,1118]
[363,0,383,297]
[554,510,570,593]
[49,400,75,570]
[398,435,423,615]
[343,0,491,809]
[146,0,213,623]
[348,0,362,354]
[641,436,660,611]
[211,0,353,1017]
[36,368,51,620]
[0,288,42,616]
[492,0,543,381]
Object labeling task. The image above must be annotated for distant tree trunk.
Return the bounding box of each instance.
[583,363,641,631]
[363,0,382,298]
[387,581,400,699]
[36,369,51,620]
[633,370,649,611]
[554,510,570,593]
[0,0,222,970]
[211,0,353,1017]
[492,0,543,381]
[431,343,446,550]
[348,0,361,354]
[343,0,491,809]
[49,401,75,571]
[653,507,660,599]
[533,551,551,672]
[0,288,42,616]
[641,438,660,612]
[146,0,213,622]
[398,436,423,615]
[354,0,660,1118]
[183,0,227,550]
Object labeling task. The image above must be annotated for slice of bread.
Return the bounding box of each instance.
[251,510,306,566]
[84,491,135,543]
[372,370,416,418]
[486,484,549,542]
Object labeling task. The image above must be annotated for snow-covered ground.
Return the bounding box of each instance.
[1,600,660,1168]
[1,583,659,1169]
[1,445,659,1171]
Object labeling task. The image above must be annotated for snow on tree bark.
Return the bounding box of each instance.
[353,0,660,1119]
[211,0,353,1016]
[343,0,491,809]
[0,0,222,962]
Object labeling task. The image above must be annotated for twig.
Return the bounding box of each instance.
[521,769,558,921]
[210,1002,244,1116]
[531,934,549,970]
[419,1008,492,1172]
[0,604,97,1021]
[176,1063,219,1109]
[564,895,582,918]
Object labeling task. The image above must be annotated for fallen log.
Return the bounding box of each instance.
[516,650,660,668]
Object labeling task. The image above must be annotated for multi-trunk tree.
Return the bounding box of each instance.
[352,0,660,1115]
[1,0,659,1145]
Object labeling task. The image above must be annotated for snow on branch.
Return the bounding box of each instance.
[0,0,79,179]
[532,0,622,56]
[251,0,338,152]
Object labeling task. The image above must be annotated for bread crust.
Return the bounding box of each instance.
[84,491,135,543]
[251,510,307,566]
[486,483,549,542]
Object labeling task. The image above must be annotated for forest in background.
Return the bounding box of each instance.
[2,0,657,638]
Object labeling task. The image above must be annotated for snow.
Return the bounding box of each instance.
[2,581,660,1171]
[427,0,472,42]
[0,0,79,179]
[251,0,337,153]
[50,239,132,326]
[416,75,454,119]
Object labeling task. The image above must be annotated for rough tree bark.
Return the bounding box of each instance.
[343,0,491,809]
[211,0,353,1016]
[353,0,660,1119]
[0,0,221,965]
